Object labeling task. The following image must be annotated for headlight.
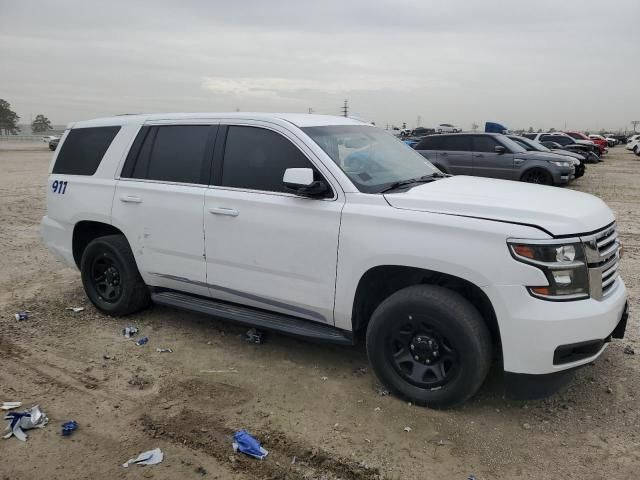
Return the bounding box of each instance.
[508,240,589,300]
[550,160,573,167]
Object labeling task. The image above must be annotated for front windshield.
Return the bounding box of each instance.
[499,135,527,154]
[514,136,551,153]
[302,125,439,193]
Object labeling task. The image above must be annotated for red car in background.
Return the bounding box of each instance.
[564,131,607,154]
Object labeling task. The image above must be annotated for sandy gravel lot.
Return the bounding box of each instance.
[0,142,638,480]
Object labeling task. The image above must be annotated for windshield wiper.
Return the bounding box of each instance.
[379,173,448,193]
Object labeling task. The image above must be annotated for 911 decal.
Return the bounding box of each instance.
[52,180,68,194]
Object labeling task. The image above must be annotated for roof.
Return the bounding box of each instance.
[68,113,367,129]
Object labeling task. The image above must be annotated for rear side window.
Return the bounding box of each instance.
[53,126,120,175]
[127,125,213,184]
[221,126,317,193]
[440,135,472,151]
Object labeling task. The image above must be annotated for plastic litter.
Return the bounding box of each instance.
[1,402,22,411]
[3,405,48,441]
[244,328,264,345]
[624,345,635,355]
[135,336,149,346]
[232,430,268,460]
[377,388,390,396]
[156,348,173,353]
[14,311,29,321]
[61,420,78,436]
[403,426,412,433]
[122,447,164,467]
[122,326,139,339]
[468,475,477,480]
[66,307,85,313]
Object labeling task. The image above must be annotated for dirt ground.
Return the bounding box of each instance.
[0,141,638,480]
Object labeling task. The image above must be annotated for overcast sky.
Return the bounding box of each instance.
[1,0,639,131]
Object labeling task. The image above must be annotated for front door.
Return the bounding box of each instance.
[471,135,515,180]
[439,135,473,175]
[204,124,344,325]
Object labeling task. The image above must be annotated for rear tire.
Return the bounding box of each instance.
[80,234,150,316]
[366,285,492,408]
[521,168,553,185]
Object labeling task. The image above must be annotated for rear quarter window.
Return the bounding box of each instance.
[52,126,120,175]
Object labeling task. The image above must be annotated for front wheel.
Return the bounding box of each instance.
[366,285,492,408]
[80,235,150,316]
[521,168,553,185]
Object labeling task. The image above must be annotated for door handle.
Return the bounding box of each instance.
[475,154,484,158]
[208,207,239,217]
[120,195,142,204]
[513,158,525,165]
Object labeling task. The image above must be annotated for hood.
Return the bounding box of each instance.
[521,151,578,164]
[384,176,614,236]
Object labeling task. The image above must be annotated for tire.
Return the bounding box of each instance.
[366,285,492,408]
[521,168,553,185]
[80,234,150,316]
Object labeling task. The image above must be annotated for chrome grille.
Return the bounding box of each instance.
[582,223,620,300]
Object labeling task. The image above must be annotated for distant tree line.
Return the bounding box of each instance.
[0,98,54,135]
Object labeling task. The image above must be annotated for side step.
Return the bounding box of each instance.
[151,290,353,346]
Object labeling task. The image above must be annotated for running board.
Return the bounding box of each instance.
[150,290,353,346]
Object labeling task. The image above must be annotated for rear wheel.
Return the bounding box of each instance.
[80,235,150,316]
[521,168,553,185]
[366,285,492,408]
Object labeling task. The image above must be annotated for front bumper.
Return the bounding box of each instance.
[484,276,628,375]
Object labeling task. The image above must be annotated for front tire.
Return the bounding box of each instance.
[366,285,492,408]
[80,235,150,316]
[521,168,553,185]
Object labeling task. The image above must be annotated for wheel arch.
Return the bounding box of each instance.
[72,220,126,268]
[519,166,554,184]
[351,265,502,360]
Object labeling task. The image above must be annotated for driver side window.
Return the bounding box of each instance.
[221,126,327,194]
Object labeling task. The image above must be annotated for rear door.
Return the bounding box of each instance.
[471,135,516,180]
[113,123,217,297]
[439,135,473,175]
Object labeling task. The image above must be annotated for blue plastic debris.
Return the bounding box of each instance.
[3,405,48,441]
[14,311,29,321]
[135,336,149,346]
[61,420,78,436]
[232,430,269,460]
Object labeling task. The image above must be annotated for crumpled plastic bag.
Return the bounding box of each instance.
[122,448,164,467]
[232,430,268,460]
[3,405,48,441]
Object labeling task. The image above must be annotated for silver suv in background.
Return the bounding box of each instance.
[414,133,575,186]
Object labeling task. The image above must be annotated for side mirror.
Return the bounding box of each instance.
[283,168,329,198]
[494,145,506,154]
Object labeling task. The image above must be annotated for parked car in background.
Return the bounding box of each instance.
[42,135,59,143]
[565,131,607,154]
[540,141,601,164]
[414,132,575,185]
[604,136,618,147]
[436,123,461,133]
[625,135,640,149]
[590,134,615,147]
[48,137,60,151]
[508,135,585,178]
[627,138,640,154]
[527,133,602,160]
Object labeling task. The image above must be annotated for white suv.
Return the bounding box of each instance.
[41,113,629,407]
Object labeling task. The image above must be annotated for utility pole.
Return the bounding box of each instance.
[307,107,314,114]
[341,99,349,117]
[631,120,640,132]
[416,115,422,128]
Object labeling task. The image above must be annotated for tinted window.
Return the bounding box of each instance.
[415,135,442,150]
[472,135,499,152]
[222,126,316,193]
[130,125,211,184]
[53,126,120,175]
[543,135,572,146]
[440,135,472,151]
